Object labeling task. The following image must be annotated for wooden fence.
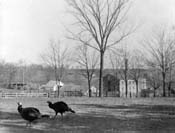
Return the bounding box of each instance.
[62,91,83,97]
[0,91,83,98]
[0,92,49,98]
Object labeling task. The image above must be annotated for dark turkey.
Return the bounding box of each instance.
[47,101,75,119]
[17,102,50,127]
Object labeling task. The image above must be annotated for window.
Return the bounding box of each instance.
[129,81,131,84]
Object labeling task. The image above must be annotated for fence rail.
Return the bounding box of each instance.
[0,91,83,98]
[0,92,49,98]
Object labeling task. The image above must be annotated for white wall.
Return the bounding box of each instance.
[119,79,147,97]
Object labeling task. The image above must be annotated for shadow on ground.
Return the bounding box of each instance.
[1,104,175,133]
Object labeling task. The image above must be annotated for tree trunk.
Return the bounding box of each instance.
[89,88,92,97]
[124,59,128,98]
[99,51,104,97]
[153,88,156,97]
[162,72,166,97]
[168,67,172,97]
[168,82,171,97]
[88,79,92,97]
[136,80,139,97]
[57,79,61,98]
[125,80,128,98]
[57,85,60,97]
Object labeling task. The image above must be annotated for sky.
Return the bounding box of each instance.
[0,0,175,64]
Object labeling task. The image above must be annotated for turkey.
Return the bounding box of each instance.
[17,102,50,127]
[47,101,75,119]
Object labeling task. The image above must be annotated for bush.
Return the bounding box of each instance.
[140,89,150,97]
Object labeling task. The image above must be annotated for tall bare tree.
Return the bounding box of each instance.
[143,28,175,97]
[75,44,99,97]
[41,39,69,97]
[130,49,145,97]
[67,0,134,97]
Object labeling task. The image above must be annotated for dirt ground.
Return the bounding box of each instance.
[1,97,175,133]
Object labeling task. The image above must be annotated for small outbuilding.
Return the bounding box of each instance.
[84,86,99,97]
[39,80,64,91]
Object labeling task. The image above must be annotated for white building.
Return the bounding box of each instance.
[85,86,99,97]
[120,78,147,97]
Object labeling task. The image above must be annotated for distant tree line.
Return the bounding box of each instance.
[0,61,53,88]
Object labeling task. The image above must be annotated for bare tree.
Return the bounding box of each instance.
[146,69,161,97]
[66,0,134,97]
[109,48,123,77]
[123,55,129,97]
[0,60,6,83]
[109,47,130,97]
[75,44,99,97]
[41,39,69,97]
[129,49,145,97]
[167,48,175,97]
[143,28,175,97]
[5,63,17,88]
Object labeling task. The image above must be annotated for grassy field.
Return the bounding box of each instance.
[1,97,175,133]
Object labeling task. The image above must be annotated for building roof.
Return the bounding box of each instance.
[44,80,64,88]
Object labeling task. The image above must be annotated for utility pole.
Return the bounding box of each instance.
[21,60,25,89]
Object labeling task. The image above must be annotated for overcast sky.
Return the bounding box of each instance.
[0,0,175,64]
